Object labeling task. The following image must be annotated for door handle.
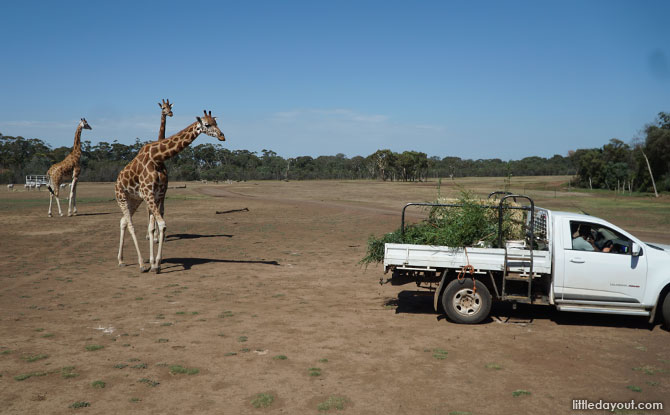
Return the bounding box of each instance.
[570,258,585,264]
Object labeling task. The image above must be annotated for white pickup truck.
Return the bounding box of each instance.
[383,194,670,326]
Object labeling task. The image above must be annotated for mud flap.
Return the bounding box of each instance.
[433,269,448,312]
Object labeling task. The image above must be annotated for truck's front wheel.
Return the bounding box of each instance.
[441,278,492,324]
[662,290,670,330]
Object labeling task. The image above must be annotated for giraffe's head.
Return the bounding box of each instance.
[196,110,225,141]
[158,99,174,117]
[79,118,92,130]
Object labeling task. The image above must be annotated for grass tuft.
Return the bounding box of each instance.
[432,349,448,360]
[61,366,78,378]
[632,365,663,375]
[169,365,199,375]
[23,354,49,362]
[139,377,160,387]
[317,396,347,411]
[14,371,47,381]
[91,380,106,389]
[69,401,90,409]
[512,390,531,397]
[251,392,275,408]
[85,344,104,351]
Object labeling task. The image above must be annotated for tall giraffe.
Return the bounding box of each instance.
[147,98,174,242]
[46,118,92,217]
[116,110,225,273]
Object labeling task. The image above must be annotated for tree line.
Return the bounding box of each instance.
[0,112,668,194]
[0,136,575,184]
[569,112,670,194]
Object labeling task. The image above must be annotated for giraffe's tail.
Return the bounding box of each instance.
[46,174,55,195]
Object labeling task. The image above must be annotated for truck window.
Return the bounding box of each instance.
[569,221,632,254]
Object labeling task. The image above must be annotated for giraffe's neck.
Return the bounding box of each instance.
[158,113,167,140]
[70,125,83,160]
[153,122,201,162]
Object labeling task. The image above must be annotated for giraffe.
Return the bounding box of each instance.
[158,98,173,141]
[147,98,174,242]
[116,110,225,273]
[46,118,92,217]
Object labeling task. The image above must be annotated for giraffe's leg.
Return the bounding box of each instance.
[145,206,153,241]
[148,212,156,269]
[155,198,165,243]
[154,215,167,274]
[48,192,53,217]
[72,179,78,215]
[145,198,165,273]
[118,215,128,266]
[68,177,78,216]
[54,189,63,217]
[127,217,149,272]
[119,199,148,272]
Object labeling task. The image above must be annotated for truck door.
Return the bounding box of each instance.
[562,220,647,303]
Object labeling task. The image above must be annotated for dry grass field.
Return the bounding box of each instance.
[0,178,669,414]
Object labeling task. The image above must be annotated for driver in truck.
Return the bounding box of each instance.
[572,224,612,252]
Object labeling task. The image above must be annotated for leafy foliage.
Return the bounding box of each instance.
[360,191,526,265]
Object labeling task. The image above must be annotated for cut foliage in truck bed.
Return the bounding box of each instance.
[361,191,526,265]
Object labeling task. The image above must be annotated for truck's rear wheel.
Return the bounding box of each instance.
[441,278,492,324]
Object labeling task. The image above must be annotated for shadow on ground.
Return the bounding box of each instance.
[165,233,233,241]
[161,257,280,272]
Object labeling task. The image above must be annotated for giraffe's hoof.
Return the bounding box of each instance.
[140,265,150,273]
[59,213,64,217]
[48,214,52,218]
[118,262,127,267]
[151,267,161,274]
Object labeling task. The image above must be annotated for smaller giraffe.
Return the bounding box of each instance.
[46,118,91,217]
[158,99,173,141]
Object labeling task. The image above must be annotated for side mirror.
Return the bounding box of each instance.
[632,242,642,257]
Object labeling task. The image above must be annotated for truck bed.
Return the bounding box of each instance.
[384,243,552,275]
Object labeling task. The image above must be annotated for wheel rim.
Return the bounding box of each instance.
[452,288,482,316]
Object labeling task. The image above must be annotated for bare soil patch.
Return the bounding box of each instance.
[0,179,668,414]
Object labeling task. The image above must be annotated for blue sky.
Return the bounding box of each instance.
[1,0,669,160]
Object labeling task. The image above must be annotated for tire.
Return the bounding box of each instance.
[662,291,670,330]
[441,278,492,324]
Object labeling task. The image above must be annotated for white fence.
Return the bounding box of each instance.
[24,175,49,190]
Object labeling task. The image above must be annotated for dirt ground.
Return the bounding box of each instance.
[0,179,669,415]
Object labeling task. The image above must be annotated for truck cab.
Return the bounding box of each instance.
[551,211,670,318]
